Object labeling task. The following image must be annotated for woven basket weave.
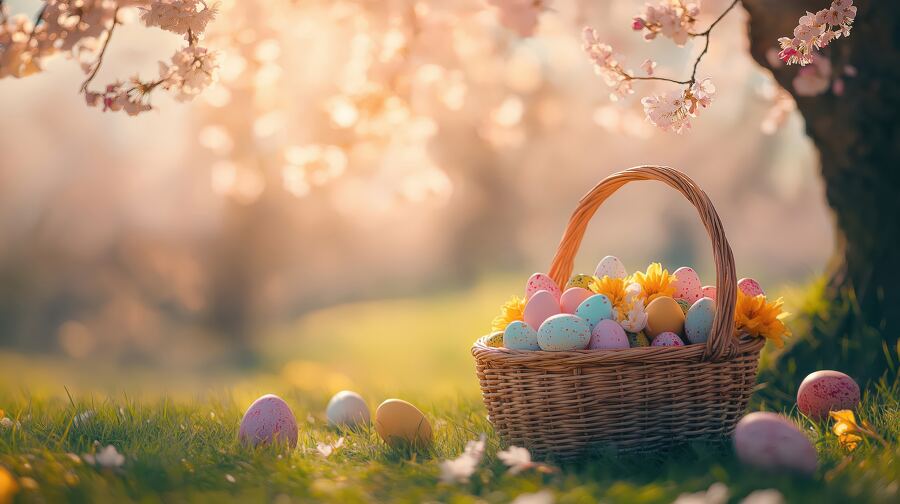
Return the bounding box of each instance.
[472,166,763,460]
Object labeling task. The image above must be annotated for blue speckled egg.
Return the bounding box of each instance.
[537,314,591,351]
[684,297,716,344]
[503,320,540,350]
[574,294,613,329]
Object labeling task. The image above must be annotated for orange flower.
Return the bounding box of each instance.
[491,295,526,332]
[630,262,676,304]
[0,466,19,504]
[588,275,628,313]
[830,410,864,452]
[734,291,791,348]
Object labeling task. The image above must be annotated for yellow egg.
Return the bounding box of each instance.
[567,274,594,290]
[645,296,685,338]
[375,399,433,448]
[486,331,504,347]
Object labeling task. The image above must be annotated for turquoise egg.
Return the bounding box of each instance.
[684,297,716,344]
[575,294,613,329]
[537,314,591,351]
[503,320,540,350]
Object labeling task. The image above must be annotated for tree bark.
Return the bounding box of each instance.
[742,0,900,391]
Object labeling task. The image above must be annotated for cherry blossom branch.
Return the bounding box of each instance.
[80,9,119,94]
[687,0,739,83]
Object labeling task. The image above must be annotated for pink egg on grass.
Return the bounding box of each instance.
[523,290,561,330]
[738,278,764,297]
[672,266,703,303]
[701,285,717,300]
[797,370,860,420]
[560,287,593,314]
[733,412,817,475]
[588,319,629,349]
[651,332,684,347]
[525,273,561,302]
[239,394,298,448]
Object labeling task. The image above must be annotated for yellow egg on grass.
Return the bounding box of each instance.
[645,296,685,338]
[375,399,433,449]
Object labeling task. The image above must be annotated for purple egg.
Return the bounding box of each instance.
[733,412,817,475]
[651,331,684,347]
[588,319,629,349]
[239,394,298,448]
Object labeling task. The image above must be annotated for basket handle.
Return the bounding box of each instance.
[547,166,737,361]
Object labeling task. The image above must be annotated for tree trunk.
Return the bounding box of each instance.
[741,0,900,394]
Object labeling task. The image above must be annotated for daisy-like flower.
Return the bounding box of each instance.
[497,446,555,475]
[439,434,486,484]
[619,283,648,333]
[629,263,677,304]
[491,295,526,332]
[733,291,791,348]
[588,275,628,313]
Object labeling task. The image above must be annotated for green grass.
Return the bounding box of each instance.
[1,277,899,503]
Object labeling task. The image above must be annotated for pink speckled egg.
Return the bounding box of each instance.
[525,273,561,302]
[651,331,684,347]
[672,266,703,303]
[738,278,764,297]
[701,285,717,300]
[523,290,560,330]
[797,370,860,420]
[588,319,629,349]
[239,394,298,448]
[560,287,593,314]
[733,412,817,475]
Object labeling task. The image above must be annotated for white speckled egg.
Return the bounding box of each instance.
[594,255,627,279]
[588,319,629,349]
[738,277,764,297]
[560,287,593,314]
[702,285,717,300]
[375,399,432,448]
[574,294,614,329]
[797,370,860,420]
[733,412,817,475]
[523,290,560,330]
[651,332,684,346]
[503,320,540,350]
[684,297,716,344]
[537,314,591,351]
[326,390,370,429]
[672,266,703,303]
[239,394,298,448]
[525,273,561,302]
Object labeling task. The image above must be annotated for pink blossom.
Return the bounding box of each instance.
[486,0,550,38]
[792,55,832,96]
[582,26,634,100]
[776,0,856,66]
[632,0,700,47]
[640,58,657,76]
[641,77,716,133]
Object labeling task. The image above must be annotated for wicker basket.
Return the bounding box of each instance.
[472,166,764,460]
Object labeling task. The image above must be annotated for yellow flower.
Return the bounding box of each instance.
[734,291,791,348]
[491,295,526,332]
[0,466,19,504]
[630,262,676,304]
[588,275,628,314]
[830,410,863,452]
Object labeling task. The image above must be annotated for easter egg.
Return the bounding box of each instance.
[733,412,817,475]
[738,278,764,297]
[645,296,685,338]
[627,331,650,347]
[375,399,433,448]
[537,314,591,351]
[796,370,860,420]
[588,319,629,349]
[651,331,684,347]
[523,290,560,330]
[701,285,716,300]
[672,266,703,303]
[574,294,614,329]
[326,390,370,429]
[238,394,298,448]
[526,273,561,302]
[485,331,504,347]
[560,287,593,314]
[684,297,716,344]
[594,255,627,279]
[676,299,691,315]
[567,274,594,290]
[503,320,540,351]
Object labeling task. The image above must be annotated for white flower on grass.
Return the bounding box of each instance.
[497,445,556,475]
[439,434,487,484]
[739,490,785,504]
[672,483,729,504]
[225,474,236,483]
[0,417,14,429]
[316,437,345,458]
[73,411,95,427]
[86,445,125,469]
[512,490,555,504]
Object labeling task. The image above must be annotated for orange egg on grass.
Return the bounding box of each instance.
[375,399,433,449]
